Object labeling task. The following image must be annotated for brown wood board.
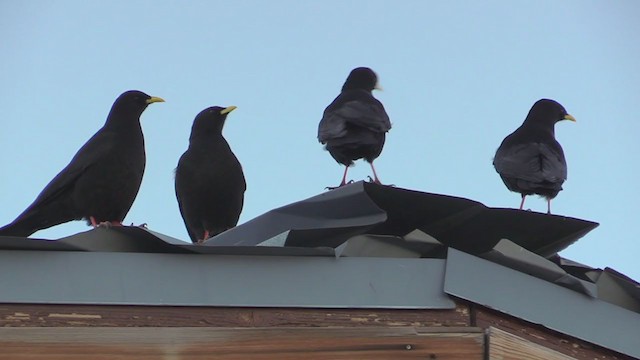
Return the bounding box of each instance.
[488,326,577,360]
[0,303,470,328]
[473,305,634,360]
[0,327,485,360]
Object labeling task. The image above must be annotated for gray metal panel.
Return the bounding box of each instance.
[444,249,640,359]
[0,181,600,259]
[480,239,597,297]
[0,251,455,309]
[204,181,599,256]
[206,181,388,247]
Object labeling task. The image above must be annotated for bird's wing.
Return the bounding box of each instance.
[493,142,567,183]
[318,93,391,143]
[174,154,199,243]
[16,129,117,215]
[174,187,198,243]
[540,142,568,182]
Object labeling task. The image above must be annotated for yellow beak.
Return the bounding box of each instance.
[220,106,237,115]
[146,96,165,104]
[564,114,576,122]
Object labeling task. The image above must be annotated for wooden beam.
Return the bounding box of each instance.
[473,305,632,360]
[0,303,470,328]
[488,327,576,360]
[0,327,485,360]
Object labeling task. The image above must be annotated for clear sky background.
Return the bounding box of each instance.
[1,1,638,280]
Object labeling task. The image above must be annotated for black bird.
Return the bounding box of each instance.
[318,67,391,188]
[175,106,246,244]
[493,99,576,214]
[0,90,164,237]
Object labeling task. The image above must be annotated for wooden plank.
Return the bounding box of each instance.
[488,327,576,360]
[0,327,485,360]
[473,305,633,360]
[0,303,470,328]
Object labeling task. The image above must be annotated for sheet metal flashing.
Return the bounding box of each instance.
[0,227,338,257]
[479,239,597,297]
[206,182,599,257]
[444,248,640,359]
[0,250,454,309]
[1,182,637,355]
[0,182,598,258]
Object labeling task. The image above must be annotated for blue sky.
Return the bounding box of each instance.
[1,1,638,280]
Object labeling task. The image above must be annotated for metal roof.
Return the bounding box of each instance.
[206,182,598,257]
[445,248,640,358]
[0,250,453,309]
[0,181,638,357]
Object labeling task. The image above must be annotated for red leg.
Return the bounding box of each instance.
[519,195,526,210]
[369,162,381,184]
[197,230,210,244]
[339,166,349,186]
[90,216,98,228]
[326,166,353,190]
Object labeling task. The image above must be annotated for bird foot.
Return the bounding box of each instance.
[325,180,354,190]
[366,176,395,187]
[193,230,211,245]
[96,221,123,229]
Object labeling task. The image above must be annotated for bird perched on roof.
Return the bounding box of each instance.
[493,99,576,214]
[318,67,391,188]
[175,106,246,244]
[0,90,164,237]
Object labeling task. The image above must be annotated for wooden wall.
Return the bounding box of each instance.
[0,301,631,360]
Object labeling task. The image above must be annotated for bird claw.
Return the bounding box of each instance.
[125,222,148,228]
[366,176,394,187]
[366,175,380,184]
[96,221,122,229]
[325,180,354,190]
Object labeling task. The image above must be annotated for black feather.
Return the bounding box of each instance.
[175,106,246,244]
[318,67,391,186]
[493,99,574,212]
[0,90,163,237]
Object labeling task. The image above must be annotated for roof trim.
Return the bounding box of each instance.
[0,250,455,309]
[443,248,640,358]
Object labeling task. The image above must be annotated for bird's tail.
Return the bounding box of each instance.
[0,198,79,238]
[0,220,36,238]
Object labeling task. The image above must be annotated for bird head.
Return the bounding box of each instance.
[106,90,164,126]
[191,106,237,139]
[526,99,576,127]
[342,67,380,92]
[119,90,164,106]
